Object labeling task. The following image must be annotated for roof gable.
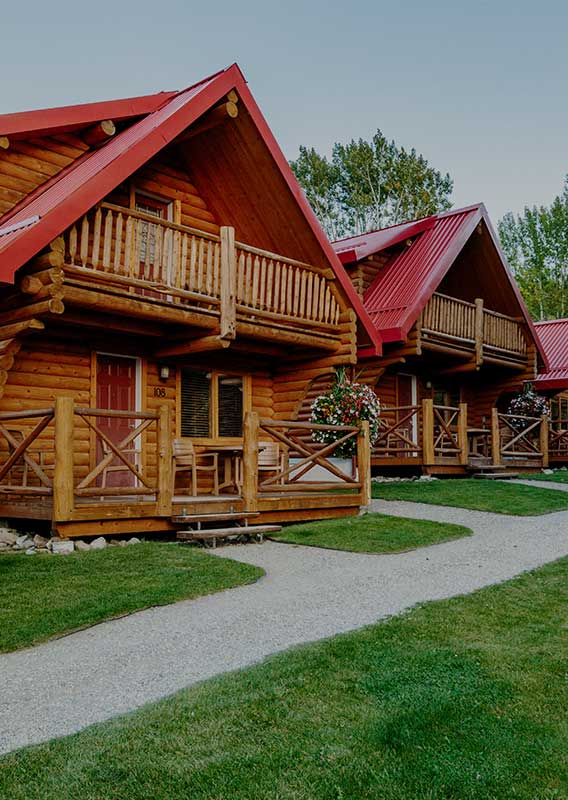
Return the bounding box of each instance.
[0,64,381,355]
[333,204,544,362]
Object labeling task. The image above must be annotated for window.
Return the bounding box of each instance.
[180,369,245,439]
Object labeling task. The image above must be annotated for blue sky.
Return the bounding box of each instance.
[2,0,566,222]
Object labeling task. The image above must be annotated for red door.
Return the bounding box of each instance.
[96,355,138,488]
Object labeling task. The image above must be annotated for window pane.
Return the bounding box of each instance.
[218,375,243,437]
[181,370,210,437]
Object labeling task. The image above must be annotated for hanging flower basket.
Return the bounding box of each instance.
[310,369,381,457]
[507,384,550,431]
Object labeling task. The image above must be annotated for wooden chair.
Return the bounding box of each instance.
[173,439,219,495]
[236,441,287,488]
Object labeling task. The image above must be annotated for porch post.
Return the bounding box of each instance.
[422,399,435,465]
[491,408,502,467]
[219,226,236,340]
[242,411,259,512]
[458,402,469,466]
[53,396,75,522]
[540,415,549,468]
[156,404,173,516]
[357,420,371,505]
[474,298,484,366]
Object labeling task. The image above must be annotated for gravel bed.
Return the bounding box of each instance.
[1,500,567,755]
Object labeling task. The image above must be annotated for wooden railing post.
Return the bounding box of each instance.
[53,396,75,522]
[458,402,469,466]
[475,298,484,366]
[156,404,173,516]
[357,420,371,505]
[242,411,259,512]
[491,408,502,467]
[422,399,435,465]
[220,226,236,340]
[540,415,549,468]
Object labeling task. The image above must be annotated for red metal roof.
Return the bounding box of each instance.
[0,91,178,139]
[0,64,381,356]
[333,216,436,264]
[360,206,481,341]
[332,204,545,366]
[534,319,568,390]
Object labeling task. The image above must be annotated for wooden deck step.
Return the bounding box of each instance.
[177,524,281,547]
[171,512,259,524]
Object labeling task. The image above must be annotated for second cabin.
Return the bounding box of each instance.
[0,65,381,538]
[332,205,550,474]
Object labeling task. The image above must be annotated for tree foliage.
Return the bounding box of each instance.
[290,131,453,239]
[498,178,568,321]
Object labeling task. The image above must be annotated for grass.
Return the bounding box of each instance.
[1,559,566,799]
[0,543,262,653]
[518,470,568,484]
[372,477,568,515]
[270,512,472,553]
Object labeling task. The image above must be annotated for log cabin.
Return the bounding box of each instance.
[0,64,382,539]
[330,205,551,474]
[534,318,568,465]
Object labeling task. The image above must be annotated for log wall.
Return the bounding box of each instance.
[0,133,89,216]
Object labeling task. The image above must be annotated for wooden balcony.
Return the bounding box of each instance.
[53,203,343,350]
[420,293,528,368]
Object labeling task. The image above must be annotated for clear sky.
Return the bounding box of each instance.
[1,0,566,222]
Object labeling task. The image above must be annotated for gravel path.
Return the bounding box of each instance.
[1,500,568,755]
[507,478,568,492]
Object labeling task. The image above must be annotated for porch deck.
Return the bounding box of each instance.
[0,403,369,537]
[371,400,551,474]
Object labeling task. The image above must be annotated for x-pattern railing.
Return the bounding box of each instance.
[373,405,421,457]
[75,408,159,497]
[258,419,360,491]
[433,405,461,456]
[0,409,54,494]
[499,413,543,458]
[549,423,568,458]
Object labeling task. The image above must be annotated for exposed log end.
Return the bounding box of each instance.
[82,119,116,147]
[19,275,43,295]
[226,89,239,104]
[0,136,9,150]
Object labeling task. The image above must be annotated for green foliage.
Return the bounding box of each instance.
[290,131,453,238]
[0,543,262,653]
[371,478,568,515]
[498,177,568,320]
[2,559,566,799]
[269,512,472,553]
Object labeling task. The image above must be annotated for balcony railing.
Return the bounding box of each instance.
[421,292,527,362]
[61,203,340,330]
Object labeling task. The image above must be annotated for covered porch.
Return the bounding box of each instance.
[372,399,551,474]
[0,399,370,538]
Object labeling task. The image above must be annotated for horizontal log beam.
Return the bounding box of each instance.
[0,318,44,340]
[155,335,230,358]
[175,102,238,143]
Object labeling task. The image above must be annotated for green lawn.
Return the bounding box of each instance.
[372,478,568,515]
[270,512,472,553]
[0,543,262,653]
[1,559,566,799]
[518,470,568,484]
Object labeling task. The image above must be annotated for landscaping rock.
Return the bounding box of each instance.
[33,534,49,549]
[0,529,18,546]
[51,540,75,555]
[126,537,141,546]
[0,542,10,551]
[15,535,34,550]
[90,537,107,551]
[74,540,91,552]
[25,547,36,555]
